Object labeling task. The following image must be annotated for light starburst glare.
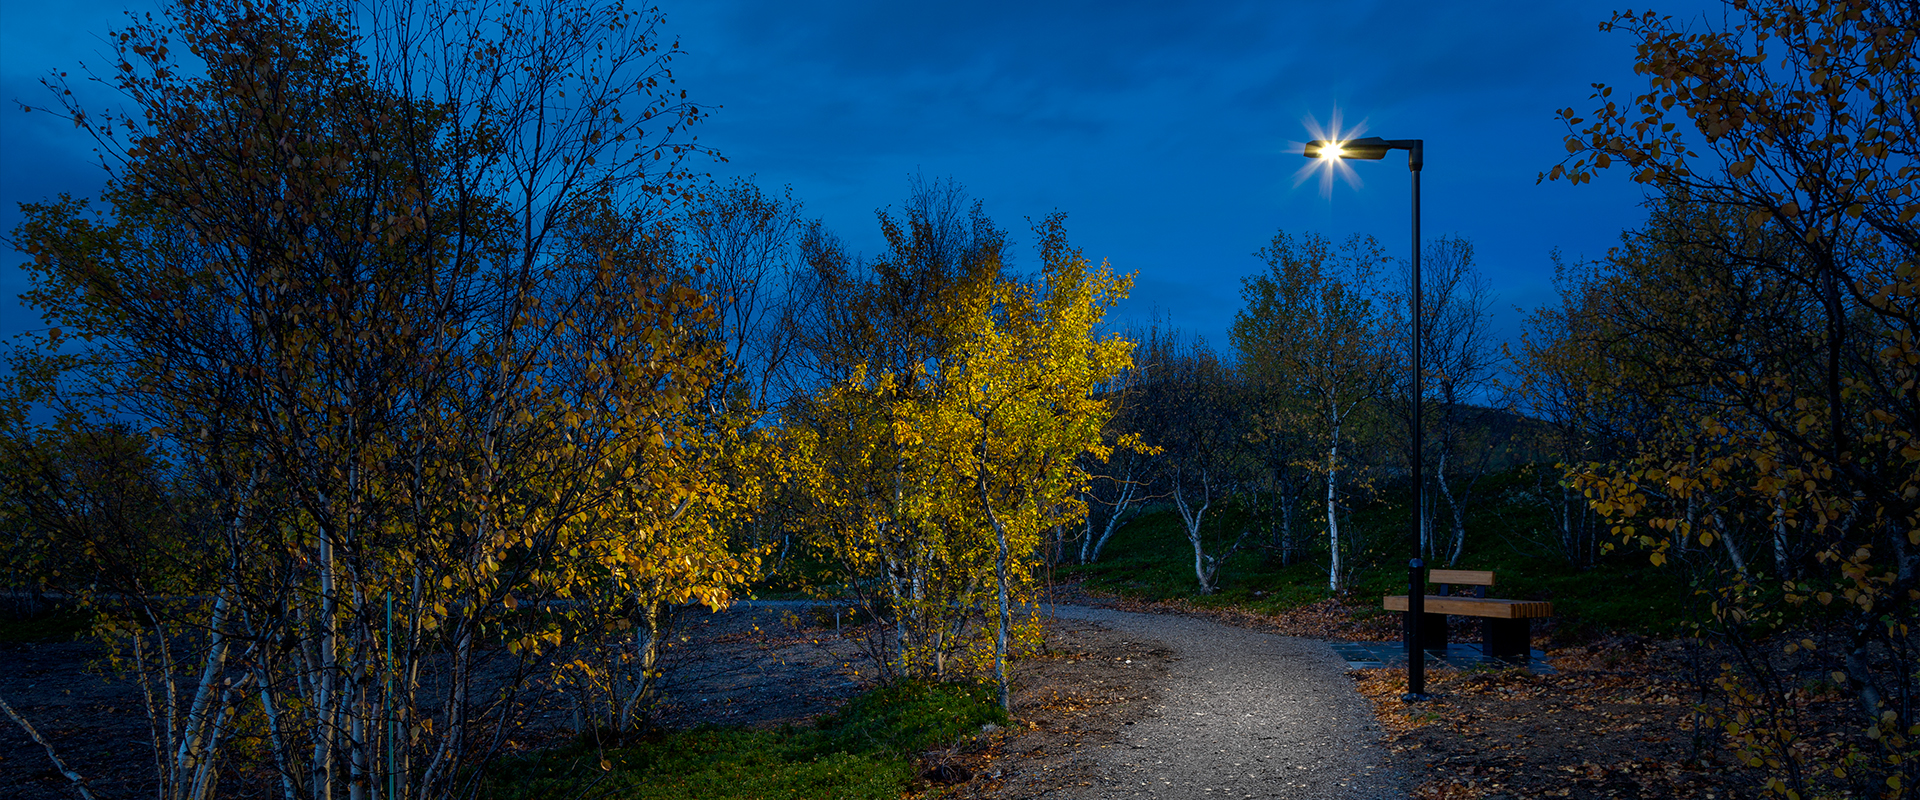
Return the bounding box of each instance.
[1292,109,1369,198]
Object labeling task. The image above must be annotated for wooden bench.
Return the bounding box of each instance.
[1383,569,1551,661]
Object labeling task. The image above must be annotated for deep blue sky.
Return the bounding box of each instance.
[1,0,1729,358]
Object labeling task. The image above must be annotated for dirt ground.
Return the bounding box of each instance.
[0,604,877,799]
[0,635,154,800]
[1021,589,1775,800]
[929,612,1177,798]
[1349,638,1757,800]
[0,602,1164,800]
[2,593,1797,800]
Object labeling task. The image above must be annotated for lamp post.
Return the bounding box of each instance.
[1303,135,1429,701]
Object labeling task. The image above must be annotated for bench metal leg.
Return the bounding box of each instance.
[1483,618,1530,661]
[1402,611,1449,651]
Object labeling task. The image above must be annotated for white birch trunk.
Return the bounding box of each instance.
[315,528,338,800]
[1561,481,1577,562]
[1773,488,1791,578]
[882,539,908,680]
[890,446,916,679]
[254,660,299,800]
[1326,412,1343,593]
[1683,485,1700,555]
[1172,470,1215,595]
[175,595,233,796]
[619,600,666,731]
[1,691,98,800]
[1083,468,1138,564]
[982,472,1014,713]
[349,625,368,800]
[187,671,252,800]
[1281,482,1295,566]
[1717,510,1750,578]
[416,625,472,792]
[1437,450,1467,567]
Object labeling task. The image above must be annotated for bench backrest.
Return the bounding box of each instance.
[1429,569,1494,586]
[1429,569,1494,598]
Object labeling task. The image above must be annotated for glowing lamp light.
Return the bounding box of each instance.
[1304,136,1392,160]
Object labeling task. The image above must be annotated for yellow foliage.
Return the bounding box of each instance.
[1537,2,1920,796]
[785,213,1131,684]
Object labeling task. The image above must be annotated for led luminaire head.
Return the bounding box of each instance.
[1305,136,1391,160]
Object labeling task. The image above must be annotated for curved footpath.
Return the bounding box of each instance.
[1049,605,1403,799]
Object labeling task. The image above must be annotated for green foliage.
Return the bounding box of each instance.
[811,681,1010,755]
[1066,466,1699,640]
[482,682,1005,800]
[486,730,911,800]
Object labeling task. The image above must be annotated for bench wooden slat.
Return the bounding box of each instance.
[1383,595,1553,619]
[1428,569,1495,586]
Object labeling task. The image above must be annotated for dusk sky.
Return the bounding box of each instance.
[1,0,1729,363]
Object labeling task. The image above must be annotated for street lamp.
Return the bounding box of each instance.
[1302,134,1429,702]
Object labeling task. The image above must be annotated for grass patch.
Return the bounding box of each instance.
[1061,501,1380,616]
[482,681,1007,800]
[1061,464,1699,641]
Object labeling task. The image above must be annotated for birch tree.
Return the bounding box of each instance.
[1543,2,1920,793]
[782,178,1008,682]
[1136,336,1252,595]
[1232,231,1393,593]
[7,0,757,796]
[935,212,1133,710]
[1077,324,1169,564]
[1381,236,1503,565]
[784,198,1132,695]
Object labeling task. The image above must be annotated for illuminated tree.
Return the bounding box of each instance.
[935,212,1134,709]
[782,178,1008,683]
[785,203,1132,705]
[1546,2,1919,794]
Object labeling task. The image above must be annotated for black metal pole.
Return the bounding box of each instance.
[1407,558,1425,696]
[1301,135,1428,700]
[1404,147,1428,702]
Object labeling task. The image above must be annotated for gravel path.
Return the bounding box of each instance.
[1049,605,1403,800]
